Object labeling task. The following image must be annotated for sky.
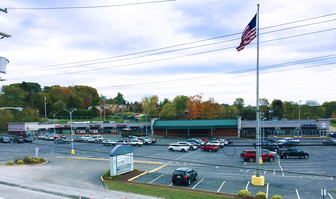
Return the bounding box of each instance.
[0,0,336,106]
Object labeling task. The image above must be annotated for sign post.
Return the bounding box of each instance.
[110,145,134,176]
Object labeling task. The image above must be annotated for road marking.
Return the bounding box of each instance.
[216,166,219,169]
[79,171,84,173]
[278,157,284,176]
[266,183,269,198]
[328,192,334,199]
[296,189,301,199]
[331,177,334,180]
[149,164,168,173]
[149,174,164,183]
[192,179,203,189]
[246,169,249,173]
[169,183,173,186]
[217,181,226,192]
[175,150,197,160]
[273,169,275,175]
[245,181,250,191]
[244,162,247,165]
[263,170,267,174]
[184,162,187,165]
[128,171,148,181]
[175,161,180,166]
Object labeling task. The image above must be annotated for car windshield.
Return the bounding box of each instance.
[173,170,186,175]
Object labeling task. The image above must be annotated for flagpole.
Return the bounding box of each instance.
[256,3,260,178]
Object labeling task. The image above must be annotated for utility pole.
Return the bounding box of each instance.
[44,96,47,118]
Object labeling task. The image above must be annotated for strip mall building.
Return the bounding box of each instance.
[8,118,331,138]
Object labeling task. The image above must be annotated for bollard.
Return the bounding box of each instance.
[90,194,92,199]
[79,195,81,199]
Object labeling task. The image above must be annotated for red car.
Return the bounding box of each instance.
[240,150,275,162]
[200,138,208,143]
[201,145,218,152]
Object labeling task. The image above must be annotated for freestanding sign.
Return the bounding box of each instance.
[110,145,134,176]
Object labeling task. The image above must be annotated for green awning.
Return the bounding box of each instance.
[153,119,237,130]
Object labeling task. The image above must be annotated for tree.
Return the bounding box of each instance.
[271,99,284,120]
[159,98,170,108]
[141,95,159,117]
[200,99,218,119]
[173,95,189,119]
[234,98,245,114]
[322,101,336,118]
[114,92,126,105]
[0,85,27,107]
[187,95,203,119]
[160,101,175,120]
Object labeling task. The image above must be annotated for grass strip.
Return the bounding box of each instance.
[104,181,234,199]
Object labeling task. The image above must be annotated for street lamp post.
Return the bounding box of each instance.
[298,100,302,120]
[64,108,77,155]
[50,113,57,135]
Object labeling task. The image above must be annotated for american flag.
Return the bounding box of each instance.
[236,14,257,51]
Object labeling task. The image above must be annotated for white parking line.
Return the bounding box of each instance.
[245,181,250,191]
[266,183,269,198]
[169,183,173,186]
[175,161,180,166]
[328,192,334,199]
[273,169,275,175]
[246,169,249,173]
[278,157,284,176]
[149,174,164,183]
[192,179,203,189]
[296,189,301,199]
[217,181,225,192]
[216,166,219,169]
[184,162,186,165]
[331,177,334,181]
[263,170,267,174]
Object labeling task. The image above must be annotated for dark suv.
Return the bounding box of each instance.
[172,168,198,185]
[13,136,24,143]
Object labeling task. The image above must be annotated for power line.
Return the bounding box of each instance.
[8,14,336,73]
[6,0,176,10]
[8,26,336,81]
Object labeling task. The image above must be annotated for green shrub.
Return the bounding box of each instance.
[255,192,266,199]
[39,158,46,163]
[23,156,32,164]
[31,159,40,164]
[111,175,123,181]
[17,159,24,165]
[270,195,283,199]
[102,170,110,179]
[133,168,140,172]
[6,161,14,165]
[238,190,251,198]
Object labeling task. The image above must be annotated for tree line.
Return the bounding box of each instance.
[0,81,336,131]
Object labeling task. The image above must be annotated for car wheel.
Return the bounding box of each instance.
[249,157,254,162]
[269,157,274,162]
[187,179,191,185]
[201,148,204,151]
[304,155,308,159]
[181,149,186,152]
[112,144,116,147]
[195,175,198,181]
[209,149,212,152]
[169,148,173,151]
[286,155,290,159]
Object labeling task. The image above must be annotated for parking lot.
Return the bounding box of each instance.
[0,136,335,199]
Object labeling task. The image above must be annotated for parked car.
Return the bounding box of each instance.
[73,136,84,142]
[278,148,309,159]
[24,137,34,143]
[54,138,70,144]
[13,136,25,143]
[46,135,55,140]
[172,168,198,185]
[261,137,276,143]
[38,134,47,139]
[188,138,205,145]
[200,138,208,143]
[278,140,298,148]
[186,139,201,147]
[128,139,143,146]
[0,136,11,143]
[206,140,222,148]
[201,144,218,152]
[240,150,276,162]
[176,142,198,150]
[150,137,157,143]
[168,143,189,152]
[278,138,300,144]
[254,141,279,151]
[322,138,336,145]
[54,134,66,140]
[81,135,91,142]
[138,137,152,145]
[102,139,118,146]
[116,140,129,145]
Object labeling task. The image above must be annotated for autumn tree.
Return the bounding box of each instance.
[187,95,203,119]
[141,95,159,117]
[160,101,175,120]
[200,98,219,119]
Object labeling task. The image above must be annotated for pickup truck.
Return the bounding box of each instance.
[240,150,276,162]
[278,138,300,144]
[278,148,309,159]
